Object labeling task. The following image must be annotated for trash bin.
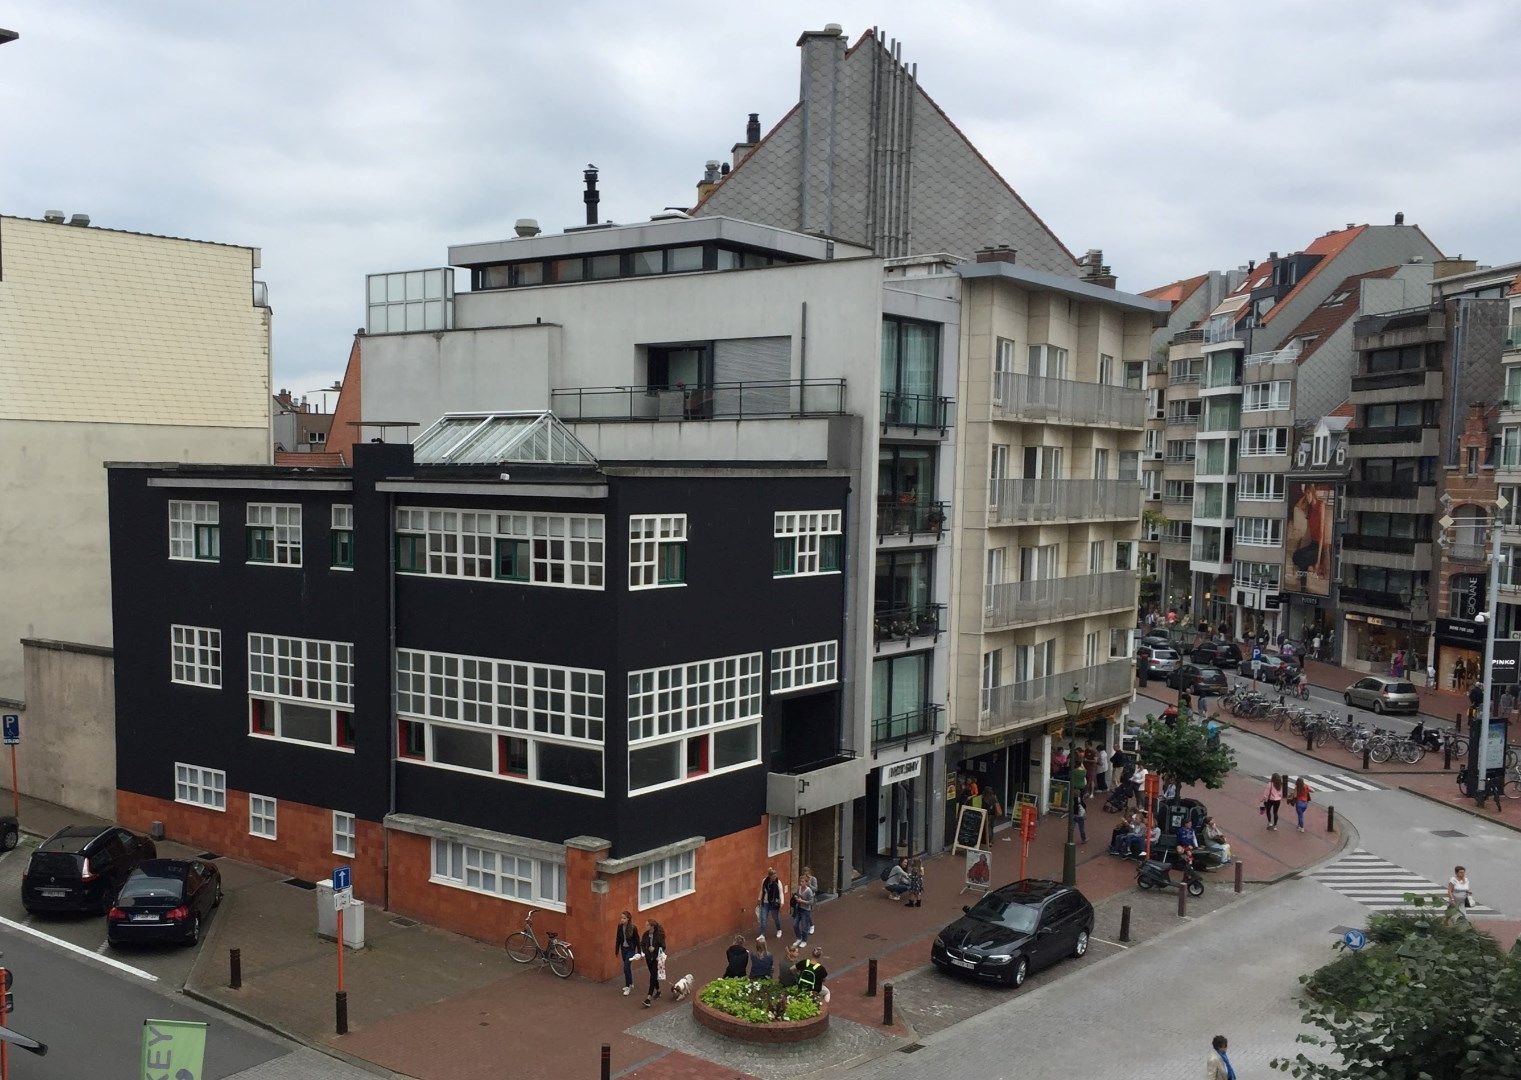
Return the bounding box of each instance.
[316,879,365,949]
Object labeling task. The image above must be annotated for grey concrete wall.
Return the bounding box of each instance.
[18,640,115,819]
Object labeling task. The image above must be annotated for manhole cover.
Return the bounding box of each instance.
[196,851,223,861]
[390,917,418,928]
[898,1043,925,1054]
[1432,829,1467,838]
[283,877,317,890]
[863,932,884,940]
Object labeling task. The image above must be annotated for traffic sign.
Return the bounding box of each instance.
[1,715,17,746]
[331,865,353,910]
[1343,929,1367,951]
[1252,647,1262,661]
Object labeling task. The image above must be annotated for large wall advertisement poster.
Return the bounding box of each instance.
[1284,482,1334,596]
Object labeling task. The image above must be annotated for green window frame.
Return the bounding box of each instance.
[246,526,274,564]
[820,535,843,572]
[773,538,796,576]
[657,542,686,585]
[331,530,354,569]
[494,537,529,581]
[194,524,221,560]
[396,533,425,573]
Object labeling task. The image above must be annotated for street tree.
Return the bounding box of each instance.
[1136,711,1235,789]
[1275,906,1521,1079]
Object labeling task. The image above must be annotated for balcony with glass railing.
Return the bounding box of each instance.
[992,373,1145,430]
[978,660,1133,734]
[1244,340,1303,367]
[989,478,1142,525]
[984,570,1135,631]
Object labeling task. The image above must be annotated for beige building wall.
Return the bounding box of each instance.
[16,640,116,819]
[0,216,272,698]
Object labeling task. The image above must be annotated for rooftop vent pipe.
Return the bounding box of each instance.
[69,213,90,227]
[42,210,64,223]
[514,218,540,238]
[1395,211,1405,225]
[583,165,600,226]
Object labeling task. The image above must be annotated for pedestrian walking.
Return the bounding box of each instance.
[641,919,666,1007]
[724,934,750,977]
[756,867,784,939]
[1312,633,1322,661]
[1447,865,1474,913]
[792,868,816,946]
[749,937,775,980]
[905,858,925,907]
[1427,662,1437,689]
[614,910,640,997]
[1262,773,1284,830]
[1207,1035,1237,1080]
[1083,742,1098,793]
[1096,744,1110,792]
[1073,793,1088,845]
[1292,776,1312,832]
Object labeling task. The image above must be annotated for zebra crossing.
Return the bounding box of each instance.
[1311,849,1497,915]
[1254,773,1383,793]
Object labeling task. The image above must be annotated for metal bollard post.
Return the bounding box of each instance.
[229,947,242,990]
[1327,805,1336,833]
[1362,744,1371,771]
[600,1044,611,1080]
[882,982,895,1025]
[1177,882,1187,917]
[1119,904,1132,942]
[1233,860,1244,894]
[866,957,878,997]
[1306,728,1315,752]
[1444,743,1452,771]
[335,990,348,1036]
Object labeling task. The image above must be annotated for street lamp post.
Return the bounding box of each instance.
[1061,685,1087,886]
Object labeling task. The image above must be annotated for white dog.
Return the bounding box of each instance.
[670,973,695,1001]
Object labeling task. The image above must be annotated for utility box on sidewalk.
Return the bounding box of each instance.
[316,879,365,949]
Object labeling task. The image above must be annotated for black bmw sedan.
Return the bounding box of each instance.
[930,878,1094,987]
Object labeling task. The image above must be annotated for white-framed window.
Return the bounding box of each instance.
[1238,473,1286,502]
[1312,432,1331,465]
[1114,540,1136,571]
[773,511,843,576]
[769,641,839,694]
[171,625,222,688]
[332,812,356,857]
[992,339,1016,405]
[248,633,355,751]
[366,268,454,335]
[1241,427,1289,456]
[246,503,302,566]
[248,794,277,839]
[627,652,763,794]
[1098,353,1115,385]
[989,444,1010,511]
[1028,343,1069,379]
[169,501,221,561]
[628,514,687,589]
[1235,517,1283,547]
[430,838,568,911]
[331,504,354,569]
[638,850,695,909]
[767,816,792,857]
[980,649,1002,712]
[395,647,605,794]
[1108,627,1134,659]
[174,763,226,811]
[1084,631,1101,667]
[1234,561,1281,588]
[1242,381,1291,412]
[395,507,604,589]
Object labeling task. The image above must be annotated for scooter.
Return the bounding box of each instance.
[1136,854,1205,897]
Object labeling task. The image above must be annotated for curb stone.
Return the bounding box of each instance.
[1396,785,1521,835]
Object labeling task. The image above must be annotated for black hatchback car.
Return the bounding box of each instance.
[931,879,1094,987]
[1190,641,1241,669]
[1169,663,1229,696]
[21,825,156,915]
[108,859,222,946]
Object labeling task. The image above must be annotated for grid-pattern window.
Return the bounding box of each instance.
[169,501,220,561]
[366,268,454,334]
[171,625,222,688]
[627,653,764,793]
[769,641,839,693]
[246,504,302,565]
[395,508,604,589]
[1242,381,1292,412]
[1238,473,1286,501]
[395,648,605,794]
[1241,427,1289,456]
[333,812,356,857]
[429,838,567,910]
[174,763,226,810]
[768,816,792,857]
[638,851,695,909]
[248,635,353,705]
[773,510,843,577]
[629,515,688,589]
[1235,517,1283,547]
[249,795,277,839]
[331,504,354,569]
[1234,561,1281,588]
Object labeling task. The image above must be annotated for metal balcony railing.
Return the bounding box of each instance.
[1345,480,1431,499]
[871,703,943,749]
[880,391,954,433]
[1507,326,1521,351]
[552,379,847,421]
[984,570,1135,630]
[1166,413,1201,427]
[1244,340,1303,366]
[979,660,1132,733]
[873,603,945,648]
[988,479,1142,524]
[1341,534,1420,555]
[991,373,1145,429]
[876,499,948,539]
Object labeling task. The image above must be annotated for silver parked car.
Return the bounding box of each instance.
[1144,647,1181,677]
[1344,676,1420,715]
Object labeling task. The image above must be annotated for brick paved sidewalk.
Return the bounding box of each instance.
[1394,768,1521,833]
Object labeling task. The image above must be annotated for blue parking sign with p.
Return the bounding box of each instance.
[2,714,18,746]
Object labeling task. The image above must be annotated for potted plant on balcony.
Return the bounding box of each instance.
[925,506,945,532]
[914,608,940,637]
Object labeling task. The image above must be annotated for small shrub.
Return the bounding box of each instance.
[698,977,823,1024]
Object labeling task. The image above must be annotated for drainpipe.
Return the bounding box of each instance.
[384,488,397,912]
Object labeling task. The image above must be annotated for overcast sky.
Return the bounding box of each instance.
[4,1,1517,398]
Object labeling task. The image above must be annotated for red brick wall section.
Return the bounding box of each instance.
[116,790,385,904]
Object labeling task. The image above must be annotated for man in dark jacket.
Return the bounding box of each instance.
[723,934,749,978]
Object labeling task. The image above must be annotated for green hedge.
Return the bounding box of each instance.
[698,977,823,1023]
[1306,907,1501,1009]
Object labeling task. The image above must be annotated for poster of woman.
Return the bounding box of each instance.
[1286,482,1333,595]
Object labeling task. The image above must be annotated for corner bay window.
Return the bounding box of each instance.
[627,653,763,793]
[396,507,604,589]
[247,633,354,751]
[628,514,687,588]
[431,838,567,910]
[774,510,843,576]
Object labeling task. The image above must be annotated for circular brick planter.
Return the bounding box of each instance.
[691,994,830,1044]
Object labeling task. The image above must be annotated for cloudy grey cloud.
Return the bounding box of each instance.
[3,0,1516,396]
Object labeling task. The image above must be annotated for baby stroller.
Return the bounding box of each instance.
[1102,784,1132,814]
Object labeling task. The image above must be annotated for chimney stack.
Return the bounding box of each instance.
[697,160,723,203]
[1394,211,1405,225]
[582,164,600,226]
[975,246,1017,265]
[746,112,761,144]
[1078,248,1116,289]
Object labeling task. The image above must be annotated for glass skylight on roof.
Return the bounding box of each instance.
[411,412,599,466]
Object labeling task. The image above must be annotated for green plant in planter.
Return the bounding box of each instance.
[699,977,823,1024]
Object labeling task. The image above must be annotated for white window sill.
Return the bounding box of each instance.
[638,886,696,912]
[428,874,566,913]
[250,732,356,754]
[170,677,223,690]
[173,797,226,812]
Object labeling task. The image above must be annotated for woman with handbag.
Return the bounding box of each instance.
[641,918,666,1007]
[1447,865,1474,914]
[1262,774,1284,830]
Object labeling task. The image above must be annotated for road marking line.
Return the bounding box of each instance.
[0,914,158,980]
[1090,937,1129,949]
